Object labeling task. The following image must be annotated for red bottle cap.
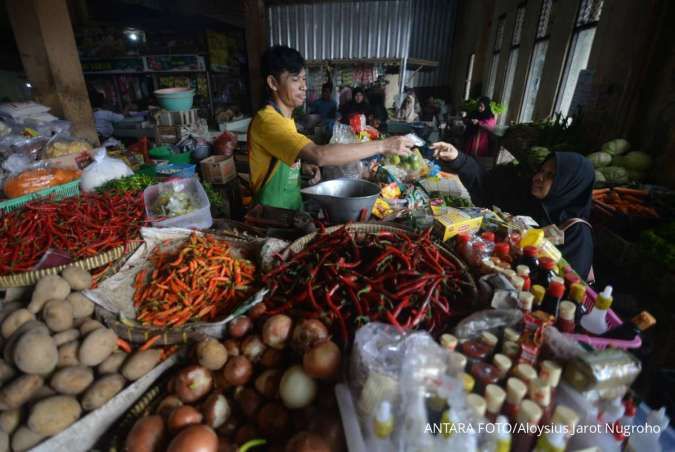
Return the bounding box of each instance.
[539,257,555,271]
[523,246,538,257]
[457,233,471,245]
[473,242,486,251]
[564,272,580,286]
[547,281,565,298]
[494,242,510,256]
[481,231,495,242]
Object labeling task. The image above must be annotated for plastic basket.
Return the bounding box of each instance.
[143,177,212,229]
[154,162,196,179]
[0,179,80,214]
[148,145,191,164]
[561,286,642,350]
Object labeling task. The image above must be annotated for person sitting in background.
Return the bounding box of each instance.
[340,87,370,124]
[366,88,388,132]
[463,96,496,157]
[398,87,420,123]
[309,83,337,121]
[90,90,126,139]
[431,141,595,281]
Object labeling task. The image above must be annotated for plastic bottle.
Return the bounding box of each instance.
[456,233,471,260]
[482,231,496,243]
[502,377,527,422]
[516,265,531,291]
[531,285,546,307]
[518,246,540,276]
[518,291,534,312]
[534,257,557,287]
[557,301,576,333]
[373,400,394,438]
[580,285,613,335]
[495,415,512,452]
[600,311,656,341]
[569,282,588,327]
[511,400,543,452]
[540,281,565,318]
[485,384,506,422]
[625,407,670,452]
[494,242,512,264]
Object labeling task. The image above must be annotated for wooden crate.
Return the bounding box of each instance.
[154,125,181,144]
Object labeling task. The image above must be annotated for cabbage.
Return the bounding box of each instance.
[598,166,629,183]
[594,170,606,183]
[587,151,612,168]
[601,138,630,156]
[621,151,652,172]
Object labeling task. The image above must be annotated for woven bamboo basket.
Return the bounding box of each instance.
[0,242,142,288]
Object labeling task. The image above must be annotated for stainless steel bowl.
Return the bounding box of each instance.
[301,178,380,223]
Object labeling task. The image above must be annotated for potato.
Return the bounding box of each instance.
[121,349,162,381]
[50,366,94,395]
[81,374,125,411]
[28,395,81,436]
[61,267,92,291]
[53,329,80,346]
[79,319,104,335]
[79,328,117,366]
[0,375,43,410]
[57,341,80,367]
[28,275,71,314]
[0,409,21,434]
[0,430,7,452]
[3,321,49,365]
[97,351,127,375]
[66,292,94,319]
[42,299,74,333]
[1,309,34,339]
[13,333,57,375]
[0,358,15,384]
[0,302,22,324]
[28,385,55,403]
[196,338,228,370]
[10,426,44,452]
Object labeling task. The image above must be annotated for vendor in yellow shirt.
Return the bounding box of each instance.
[249,45,414,210]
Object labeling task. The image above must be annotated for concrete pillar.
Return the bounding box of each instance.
[244,0,266,112]
[6,0,97,144]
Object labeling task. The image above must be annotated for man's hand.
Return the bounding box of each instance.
[430,142,459,162]
[381,135,414,157]
[302,162,322,185]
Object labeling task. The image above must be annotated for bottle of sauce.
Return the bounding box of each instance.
[518,246,539,276]
[373,400,394,438]
[516,265,531,291]
[448,351,468,371]
[494,242,512,264]
[512,363,537,385]
[493,353,512,381]
[539,280,565,318]
[495,415,512,452]
[580,285,613,335]
[502,341,520,360]
[481,231,496,243]
[470,362,500,394]
[557,301,576,333]
[510,275,525,292]
[461,339,491,368]
[569,282,588,327]
[539,360,562,400]
[503,327,521,343]
[528,378,553,424]
[518,291,534,313]
[511,400,543,452]
[502,377,527,421]
[563,272,580,297]
[534,257,557,287]
[600,310,656,340]
[440,333,459,351]
[466,393,487,417]
[480,331,499,354]
[485,384,506,422]
[530,285,546,308]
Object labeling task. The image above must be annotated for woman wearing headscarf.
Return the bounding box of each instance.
[464,96,496,157]
[431,141,595,280]
[340,87,370,124]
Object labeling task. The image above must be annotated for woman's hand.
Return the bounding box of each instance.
[381,135,414,157]
[431,142,459,161]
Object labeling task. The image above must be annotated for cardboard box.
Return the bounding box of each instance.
[433,207,483,241]
[200,155,236,184]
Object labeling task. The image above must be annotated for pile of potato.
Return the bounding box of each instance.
[0,268,162,452]
[125,305,346,452]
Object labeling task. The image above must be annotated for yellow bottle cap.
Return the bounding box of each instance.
[531,285,546,305]
[570,283,587,304]
[595,286,613,310]
[461,372,475,393]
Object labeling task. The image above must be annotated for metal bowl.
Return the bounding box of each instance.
[301,178,380,223]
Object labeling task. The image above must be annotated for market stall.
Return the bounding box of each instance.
[0,104,672,452]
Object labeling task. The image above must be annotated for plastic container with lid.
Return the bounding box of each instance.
[580,285,613,335]
[143,177,212,229]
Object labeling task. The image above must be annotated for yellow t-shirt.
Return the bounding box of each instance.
[248,105,313,194]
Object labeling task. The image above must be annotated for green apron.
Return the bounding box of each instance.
[249,102,303,210]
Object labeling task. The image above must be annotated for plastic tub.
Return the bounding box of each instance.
[143,177,212,229]
[149,145,192,164]
[154,87,194,112]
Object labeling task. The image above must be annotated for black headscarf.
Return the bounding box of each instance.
[470,96,494,121]
[540,152,595,224]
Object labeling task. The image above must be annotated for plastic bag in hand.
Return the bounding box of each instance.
[80,148,133,192]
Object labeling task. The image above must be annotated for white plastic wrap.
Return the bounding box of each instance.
[323,122,364,180]
[453,309,523,340]
[80,148,133,192]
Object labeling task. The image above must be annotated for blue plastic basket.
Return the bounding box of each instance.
[154,162,196,179]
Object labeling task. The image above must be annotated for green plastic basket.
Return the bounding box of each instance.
[149,146,192,164]
[0,179,80,214]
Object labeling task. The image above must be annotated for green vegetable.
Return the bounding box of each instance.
[203,181,228,218]
[620,151,652,172]
[587,151,613,168]
[97,174,157,194]
[598,166,629,183]
[594,170,606,183]
[601,138,630,156]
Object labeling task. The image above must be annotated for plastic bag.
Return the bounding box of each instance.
[323,122,363,180]
[4,167,80,198]
[453,308,523,340]
[43,133,92,159]
[80,148,133,192]
[212,131,236,157]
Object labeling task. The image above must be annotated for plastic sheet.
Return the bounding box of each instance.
[453,308,523,340]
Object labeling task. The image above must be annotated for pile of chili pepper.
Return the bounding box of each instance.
[133,233,256,327]
[0,192,145,275]
[263,226,472,343]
